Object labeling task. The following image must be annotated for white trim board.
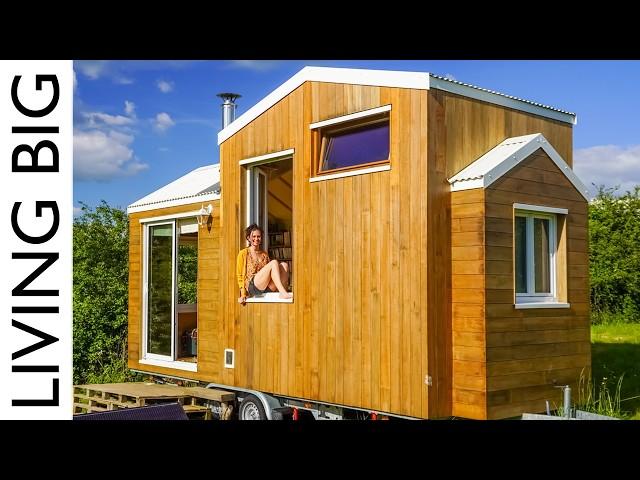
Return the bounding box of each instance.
[514,203,568,215]
[309,164,391,182]
[309,105,391,130]
[448,133,590,201]
[139,210,201,223]
[245,293,293,303]
[515,302,570,310]
[139,358,198,372]
[239,148,295,166]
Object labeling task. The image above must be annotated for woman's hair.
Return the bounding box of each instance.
[245,223,263,245]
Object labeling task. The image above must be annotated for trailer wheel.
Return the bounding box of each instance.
[239,394,267,420]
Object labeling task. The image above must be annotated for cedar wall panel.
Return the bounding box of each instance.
[427,89,452,418]
[484,150,590,419]
[451,188,487,420]
[219,82,434,418]
[127,200,222,382]
[441,92,574,178]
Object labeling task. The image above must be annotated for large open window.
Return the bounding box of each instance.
[142,216,199,369]
[242,151,293,302]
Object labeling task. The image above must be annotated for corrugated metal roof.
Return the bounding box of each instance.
[429,74,576,117]
[127,164,221,214]
[450,134,541,183]
[449,133,590,201]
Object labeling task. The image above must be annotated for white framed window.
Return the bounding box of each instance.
[309,105,391,182]
[514,206,568,308]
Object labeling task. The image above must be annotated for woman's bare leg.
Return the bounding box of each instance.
[266,262,289,292]
[254,260,292,297]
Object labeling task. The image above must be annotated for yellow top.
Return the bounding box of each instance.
[236,247,269,297]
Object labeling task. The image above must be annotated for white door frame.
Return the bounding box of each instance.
[142,220,176,362]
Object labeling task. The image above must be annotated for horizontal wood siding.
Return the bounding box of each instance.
[127,200,221,382]
[451,189,487,419]
[484,150,590,419]
[441,91,574,178]
[219,82,432,418]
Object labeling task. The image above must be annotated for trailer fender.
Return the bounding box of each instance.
[205,382,282,420]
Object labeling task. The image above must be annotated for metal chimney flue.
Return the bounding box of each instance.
[217,93,241,129]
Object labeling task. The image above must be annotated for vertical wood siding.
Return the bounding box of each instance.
[219,82,432,418]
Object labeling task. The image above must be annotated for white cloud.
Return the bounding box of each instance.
[124,100,136,117]
[158,147,169,152]
[74,60,197,84]
[229,60,280,71]
[115,76,134,85]
[153,112,175,133]
[444,73,457,81]
[73,206,83,217]
[73,70,78,92]
[76,61,107,80]
[83,111,134,127]
[574,144,640,195]
[74,129,148,181]
[157,80,174,93]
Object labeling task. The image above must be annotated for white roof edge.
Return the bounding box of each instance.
[127,192,219,215]
[217,66,431,145]
[428,75,577,125]
[449,133,590,201]
[218,67,578,145]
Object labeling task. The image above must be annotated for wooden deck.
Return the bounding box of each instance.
[73,383,235,419]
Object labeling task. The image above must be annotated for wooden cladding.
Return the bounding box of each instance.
[128,76,579,420]
[220,83,433,418]
[441,91,573,178]
[484,151,590,419]
[451,189,487,419]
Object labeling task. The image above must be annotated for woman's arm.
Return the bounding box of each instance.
[236,249,247,297]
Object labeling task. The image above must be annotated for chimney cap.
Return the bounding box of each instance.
[217,92,242,102]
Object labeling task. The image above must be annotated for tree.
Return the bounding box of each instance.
[589,186,640,323]
[73,201,135,384]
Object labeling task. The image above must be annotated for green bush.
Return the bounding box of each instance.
[589,186,640,324]
[73,201,138,384]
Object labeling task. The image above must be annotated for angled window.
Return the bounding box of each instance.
[321,119,389,173]
[311,105,391,178]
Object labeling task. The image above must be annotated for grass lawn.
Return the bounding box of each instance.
[591,323,640,419]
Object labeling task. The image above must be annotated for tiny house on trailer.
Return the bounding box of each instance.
[127,67,591,420]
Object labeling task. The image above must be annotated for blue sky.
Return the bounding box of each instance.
[73,60,640,214]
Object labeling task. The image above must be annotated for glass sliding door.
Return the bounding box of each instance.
[145,222,175,359]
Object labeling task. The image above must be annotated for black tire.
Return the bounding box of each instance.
[239,394,267,420]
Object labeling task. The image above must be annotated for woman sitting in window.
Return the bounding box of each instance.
[237,223,292,304]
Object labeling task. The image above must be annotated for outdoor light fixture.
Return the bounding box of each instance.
[198,204,212,227]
